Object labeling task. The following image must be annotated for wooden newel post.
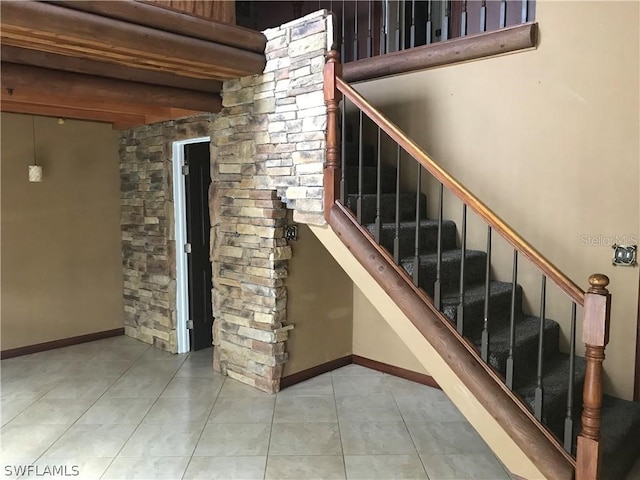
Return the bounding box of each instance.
[323,49,342,221]
[576,273,611,480]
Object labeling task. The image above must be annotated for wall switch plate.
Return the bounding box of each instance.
[612,244,637,267]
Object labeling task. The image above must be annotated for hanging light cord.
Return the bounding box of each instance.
[31,116,38,167]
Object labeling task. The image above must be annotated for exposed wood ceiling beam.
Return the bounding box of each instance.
[1,46,222,93]
[2,63,222,113]
[1,1,265,81]
[51,1,263,53]
[1,100,148,130]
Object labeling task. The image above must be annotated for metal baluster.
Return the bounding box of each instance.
[480,0,487,32]
[340,97,346,204]
[534,275,547,421]
[460,0,468,36]
[564,302,577,452]
[393,145,401,264]
[434,183,443,309]
[356,110,363,223]
[341,0,346,62]
[380,0,388,55]
[426,0,433,44]
[521,0,529,23]
[506,250,518,389]
[481,226,491,362]
[395,0,402,51]
[499,0,507,28]
[367,0,373,57]
[374,126,382,243]
[412,164,421,286]
[442,0,450,41]
[353,0,359,61]
[457,204,467,334]
[410,0,416,48]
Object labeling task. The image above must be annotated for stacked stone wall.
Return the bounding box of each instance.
[210,11,329,392]
[120,115,212,352]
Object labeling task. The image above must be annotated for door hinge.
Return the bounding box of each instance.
[181,164,189,175]
[183,243,192,254]
[186,319,194,329]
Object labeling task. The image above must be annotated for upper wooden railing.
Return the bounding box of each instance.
[323,50,612,480]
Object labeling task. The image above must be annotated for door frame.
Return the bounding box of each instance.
[172,136,210,354]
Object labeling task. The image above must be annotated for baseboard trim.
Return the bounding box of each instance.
[280,355,353,388]
[1,328,125,359]
[280,354,441,391]
[352,355,441,389]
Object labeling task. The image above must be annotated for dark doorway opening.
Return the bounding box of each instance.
[184,142,213,351]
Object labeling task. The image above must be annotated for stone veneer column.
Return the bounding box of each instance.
[120,115,212,352]
[210,10,330,392]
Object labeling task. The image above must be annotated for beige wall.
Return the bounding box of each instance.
[354,1,640,398]
[1,114,124,350]
[353,286,429,374]
[283,223,353,376]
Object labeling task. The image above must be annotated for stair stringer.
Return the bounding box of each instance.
[310,207,574,480]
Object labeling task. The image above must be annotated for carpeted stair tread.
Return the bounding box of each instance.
[598,395,640,480]
[516,354,586,438]
[440,281,523,334]
[365,219,457,256]
[400,249,487,294]
[344,166,396,195]
[474,316,561,387]
[345,193,426,224]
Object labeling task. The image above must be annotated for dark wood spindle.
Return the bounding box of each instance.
[481,225,491,361]
[499,0,507,28]
[506,249,518,389]
[340,0,346,62]
[412,164,422,286]
[410,0,416,48]
[460,0,468,36]
[353,0,359,61]
[534,274,547,421]
[340,96,346,203]
[393,144,401,264]
[374,126,382,243]
[367,0,373,58]
[442,0,450,41]
[564,301,577,453]
[521,0,529,23]
[434,182,443,309]
[395,0,402,51]
[426,0,433,44]
[356,109,364,223]
[380,0,388,55]
[480,0,487,32]
[457,203,467,334]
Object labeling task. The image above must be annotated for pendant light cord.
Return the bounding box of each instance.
[31,116,38,167]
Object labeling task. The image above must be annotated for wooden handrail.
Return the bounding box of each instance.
[334,75,585,306]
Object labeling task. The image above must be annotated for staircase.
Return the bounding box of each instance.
[322,53,640,479]
[340,137,640,479]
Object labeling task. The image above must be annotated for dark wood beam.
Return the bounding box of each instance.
[52,1,260,52]
[144,1,235,26]
[1,63,222,113]
[1,100,146,129]
[1,46,221,93]
[1,1,265,80]
[342,23,537,83]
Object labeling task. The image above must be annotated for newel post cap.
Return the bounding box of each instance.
[588,274,610,294]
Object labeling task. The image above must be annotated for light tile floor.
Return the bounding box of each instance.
[0,336,515,479]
